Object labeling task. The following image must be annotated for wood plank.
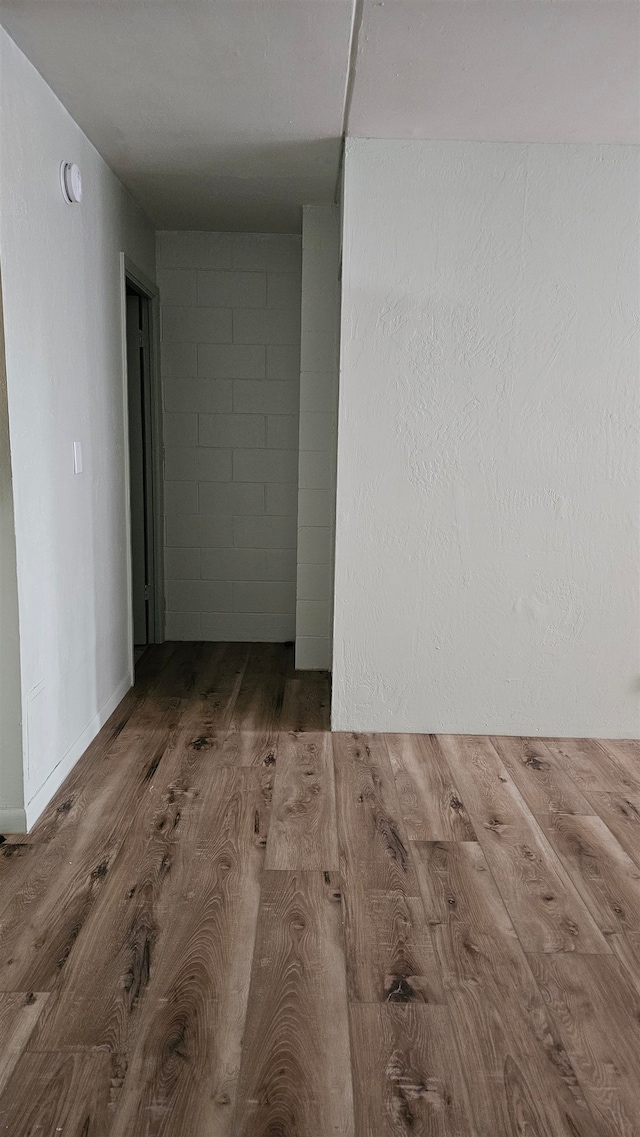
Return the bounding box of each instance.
[28,737,200,1053]
[543,739,640,868]
[597,739,640,792]
[542,742,640,869]
[491,735,594,819]
[105,766,271,1136]
[0,1050,111,1136]
[232,870,354,1137]
[543,736,640,859]
[438,735,609,953]
[0,701,186,989]
[386,733,476,840]
[0,841,33,896]
[413,841,601,1137]
[343,888,445,1005]
[334,734,442,1004]
[230,663,287,732]
[281,672,331,732]
[31,737,269,1046]
[0,992,49,1096]
[543,736,632,794]
[265,733,339,870]
[150,640,211,698]
[540,812,640,938]
[349,1004,473,1137]
[333,733,421,893]
[580,789,640,870]
[606,931,640,997]
[173,641,249,737]
[212,728,280,768]
[530,952,640,1137]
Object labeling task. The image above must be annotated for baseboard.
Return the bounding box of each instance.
[24,672,133,831]
[0,806,28,834]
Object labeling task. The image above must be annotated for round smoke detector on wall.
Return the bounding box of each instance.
[60,162,82,204]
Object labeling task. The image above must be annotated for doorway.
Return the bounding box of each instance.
[124,273,161,656]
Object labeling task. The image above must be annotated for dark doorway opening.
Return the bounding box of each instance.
[125,282,155,653]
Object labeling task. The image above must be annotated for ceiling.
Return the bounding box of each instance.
[1,0,638,233]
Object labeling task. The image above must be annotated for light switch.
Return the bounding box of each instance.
[73,441,83,474]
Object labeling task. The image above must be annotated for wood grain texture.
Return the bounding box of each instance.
[228,643,292,733]
[343,888,445,1005]
[281,672,331,732]
[438,734,609,953]
[265,732,338,870]
[491,735,594,819]
[334,733,420,894]
[335,735,444,1005]
[596,739,640,792]
[583,789,640,869]
[540,812,640,938]
[606,930,640,997]
[173,640,249,736]
[0,992,49,1095]
[386,734,476,841]
[543,739,640,868]
[108,767,270,1137]
[0,703,185,990]
[0,1050,112,1137]
[543,736,631,794]
[530,952,640,1137]
[29,725,205,1054]
[413,841,601,1137]
[233,870,354,1137]
[2,644,640,1133]
[349,1004,473,1137]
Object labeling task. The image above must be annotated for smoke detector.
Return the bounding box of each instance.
[60,162,82,204]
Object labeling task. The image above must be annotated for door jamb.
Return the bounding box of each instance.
[120,253,164,680]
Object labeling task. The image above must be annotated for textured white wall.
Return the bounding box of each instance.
[157,232,301,641]
[0,28,155,829]
[333,138,640,737]
[0,272,24,831]
[296,206,340,670]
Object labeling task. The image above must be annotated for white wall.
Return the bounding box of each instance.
[0,271,24,831]
[157,232,301,641]
[296,206,340,670]
[0,28,155,829]
[334,138,640,738]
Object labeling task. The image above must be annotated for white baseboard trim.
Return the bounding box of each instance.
[24,672,133,831]
[0,807,28,834]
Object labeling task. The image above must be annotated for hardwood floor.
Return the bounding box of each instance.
[1,642,639,1135]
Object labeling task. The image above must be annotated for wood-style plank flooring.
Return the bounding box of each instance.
[1,641,640,1135]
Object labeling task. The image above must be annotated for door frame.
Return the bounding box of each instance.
[120,253,164,676]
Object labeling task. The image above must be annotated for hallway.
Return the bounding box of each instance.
[0,642,639,1135]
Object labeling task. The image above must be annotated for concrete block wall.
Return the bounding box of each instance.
[295,206,341,669]
[157,232,302,641]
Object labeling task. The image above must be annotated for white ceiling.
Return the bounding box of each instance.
[350,1,640,146]
[1,0,637,233]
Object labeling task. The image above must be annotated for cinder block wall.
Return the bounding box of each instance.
[157,232,302,641]
[295,206,341,669]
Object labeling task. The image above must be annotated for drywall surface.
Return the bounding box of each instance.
[0,270,24,832]
[157,231,301,641]
[296,206,340,670]
[0,28,155,827]
[349,1,640,145]
[333,138,640,737]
